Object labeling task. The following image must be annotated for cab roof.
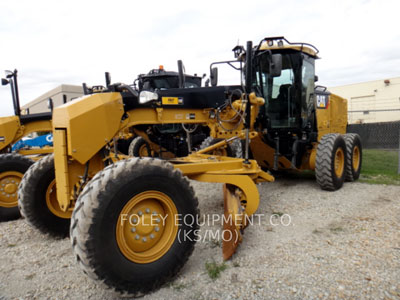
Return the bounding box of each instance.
[258,36,319,58]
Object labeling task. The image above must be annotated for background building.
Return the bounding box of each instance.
[21,84,83,114]
[329,77,400,124]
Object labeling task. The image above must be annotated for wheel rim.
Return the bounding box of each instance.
[116,191,178,264]
[352,146,360,171]
[334,148,345,178]
[0,171,23,208]
[45,180,71,219]
[138,144,149,157]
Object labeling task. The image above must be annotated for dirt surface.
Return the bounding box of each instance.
[1,177,400,300]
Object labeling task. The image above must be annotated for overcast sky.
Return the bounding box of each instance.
[0,0,399,116]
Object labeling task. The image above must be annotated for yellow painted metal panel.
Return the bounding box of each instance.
[0,117,51,151]
[316,93,347,140]
[53,129,70,211]
[52,93,124,164]
[249,135,292,169]
[190,174,260,217]
[125,108,211,126]
[0,116,20,150]
[20,120,52,137]
[17,148,53,156]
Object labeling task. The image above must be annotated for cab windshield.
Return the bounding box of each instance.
[256,52,315,129]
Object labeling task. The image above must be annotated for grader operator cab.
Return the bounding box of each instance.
[207,36,361,190]
[18,37,362,296]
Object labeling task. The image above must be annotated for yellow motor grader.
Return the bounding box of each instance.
[18,37,362,296]
[0,70,53,221]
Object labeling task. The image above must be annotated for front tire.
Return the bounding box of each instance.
[70,158,199,296]
[18,154,71,237]
[315,134,347,191]
[0,154,34,222]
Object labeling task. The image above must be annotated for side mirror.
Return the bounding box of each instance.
[1,78,9,86]
[210,67,218,87]
[270,54,282,77]
[314,75,319,82]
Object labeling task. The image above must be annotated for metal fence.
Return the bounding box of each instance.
[347,121,400,174]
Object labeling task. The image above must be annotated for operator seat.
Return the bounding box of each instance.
[277,84,291,103]
[276,84,292,118]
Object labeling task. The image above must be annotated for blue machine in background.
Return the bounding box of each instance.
[12,134,53,152]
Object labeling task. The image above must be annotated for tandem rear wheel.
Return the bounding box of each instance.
[315,134,348,191]
[343,133,362,181]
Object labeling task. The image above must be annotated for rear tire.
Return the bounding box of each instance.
[18,154,71,237]
[128,136,152,157]
[70,158,199,296]
[315,134,347,191]
[343,133,362,181]
[199,137,242,157]
[0,154,34,222]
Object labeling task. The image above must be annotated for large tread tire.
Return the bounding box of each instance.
[128,136,152,157]
[0,154,34,222]
[199,137,242,158]
[70,157,199,296]
[18,154,70,237]
[315,134,347,191]
[343,133,362,182]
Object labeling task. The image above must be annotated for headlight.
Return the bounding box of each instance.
[139,91,158,104]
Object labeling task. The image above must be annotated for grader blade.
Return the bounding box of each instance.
[222,184,243,260]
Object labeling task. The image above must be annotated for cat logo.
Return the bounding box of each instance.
[316,95,329,109]
[161,97,183,105]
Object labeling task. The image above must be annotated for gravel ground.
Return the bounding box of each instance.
[0,177,400,300]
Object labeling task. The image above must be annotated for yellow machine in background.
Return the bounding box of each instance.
[18,37,362,296]
[0,70,53,221]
